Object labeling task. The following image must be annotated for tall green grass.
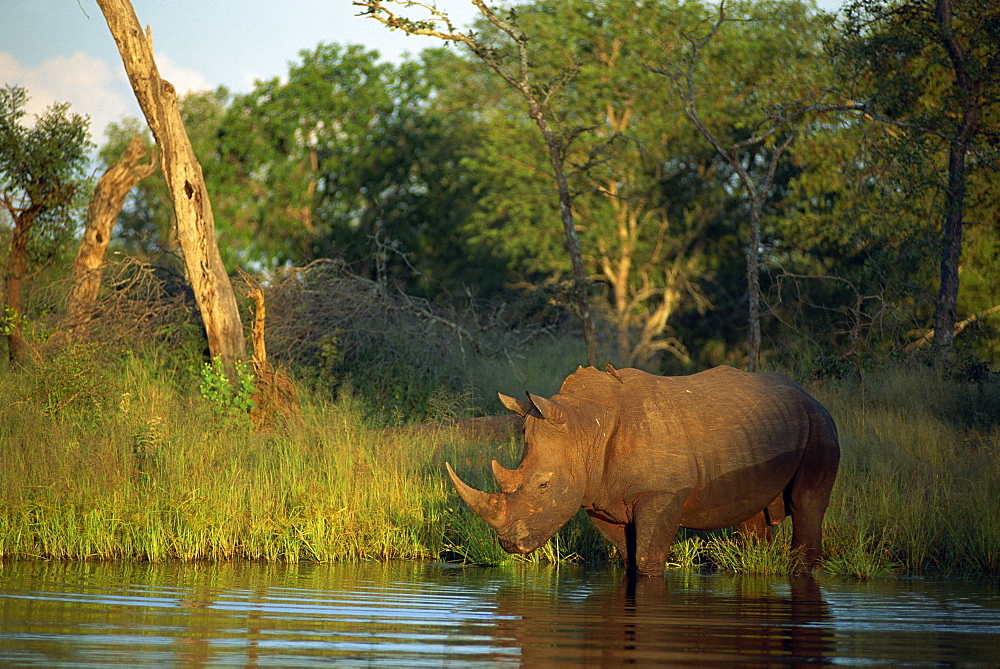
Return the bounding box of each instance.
[815,366,1000,576]
[1,347,998,577]
[0,352,448,562]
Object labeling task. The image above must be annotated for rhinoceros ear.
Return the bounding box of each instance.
[527,393,567,424]
[498,392,542,418]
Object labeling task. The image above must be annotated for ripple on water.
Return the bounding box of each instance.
[0,561,998,666]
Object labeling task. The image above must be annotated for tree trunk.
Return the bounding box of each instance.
[4,211,32,365]
[745,197,762,373]
[932,141,968,363]
[931,0,980,366]
[63,133,156,339]
[96,0,246,378]
[538,118,599,367]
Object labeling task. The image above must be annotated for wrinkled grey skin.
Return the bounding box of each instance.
[446,365,840,577]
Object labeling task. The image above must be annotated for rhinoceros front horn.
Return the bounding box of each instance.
[445,462,508,530]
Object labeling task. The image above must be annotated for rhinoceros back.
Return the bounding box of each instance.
[559,366,824,520]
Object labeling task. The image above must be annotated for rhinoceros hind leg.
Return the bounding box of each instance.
[739,495,788,542]
[788,426,840,571]
[738,510,771,542]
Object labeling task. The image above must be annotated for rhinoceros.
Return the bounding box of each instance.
[446,365,840,576]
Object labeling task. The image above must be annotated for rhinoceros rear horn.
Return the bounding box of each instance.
[445,462,508,530]
[491,459,523,493]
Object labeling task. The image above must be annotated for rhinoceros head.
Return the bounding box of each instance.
[445,391,585,555]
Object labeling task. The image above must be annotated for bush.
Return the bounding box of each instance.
[262,260,555,421]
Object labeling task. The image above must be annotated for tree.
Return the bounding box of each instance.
[649,0,837,372]
[837,0,1000,364]
[357,0,602,365]
[0,85,91,364]
[97,0,246,378]
[98,119,174,264]
[63,133,157,339]
[446,1,722,368]
[214,44,473,286]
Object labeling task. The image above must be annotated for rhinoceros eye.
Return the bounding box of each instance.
[535,473,553,491]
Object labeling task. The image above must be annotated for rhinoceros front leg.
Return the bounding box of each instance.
[631,492,684,577]
[587,514,629,565]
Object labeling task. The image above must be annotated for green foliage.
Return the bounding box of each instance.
[1,343,117,427]
[91,0,1000,366]
[0,305,53,346]
[198,43,484,289]
[33,344,114,418]
[198,357,256,426]
[0,84,92,259]
[0,306,23,336]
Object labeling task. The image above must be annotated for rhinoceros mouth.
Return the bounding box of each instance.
[497,519,550,555]
[499,537,535,555]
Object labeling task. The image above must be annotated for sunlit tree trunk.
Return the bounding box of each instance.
[96,0,246,378]
[63,133,156,339]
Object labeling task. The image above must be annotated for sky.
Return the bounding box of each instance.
[1,0,843,147]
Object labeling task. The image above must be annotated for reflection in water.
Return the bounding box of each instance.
[0,561,998,666]
[489,572,834,666]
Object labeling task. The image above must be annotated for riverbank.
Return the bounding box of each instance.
[1,351,997,577]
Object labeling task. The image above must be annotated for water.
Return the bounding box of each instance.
[1,561,998,666]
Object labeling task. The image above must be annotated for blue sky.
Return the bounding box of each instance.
[2,0,842,145]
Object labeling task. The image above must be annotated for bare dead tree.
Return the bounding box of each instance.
[771,271,886,379]
[59,133,157,342]
[96,0,246,379]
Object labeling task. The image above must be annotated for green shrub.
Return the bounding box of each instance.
[198,357,256,426]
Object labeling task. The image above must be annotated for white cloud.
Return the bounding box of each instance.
[0,50,215,146]
[155,52,214,96]
[0,50,139,142]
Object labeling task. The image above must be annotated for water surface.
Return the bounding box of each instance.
[1,561,998,666]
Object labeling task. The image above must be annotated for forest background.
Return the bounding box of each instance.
[1,0,999,575]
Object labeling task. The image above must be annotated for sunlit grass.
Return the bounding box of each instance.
[814,366,1000,577]
[1,350,998,578]
[0,355,449,563]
